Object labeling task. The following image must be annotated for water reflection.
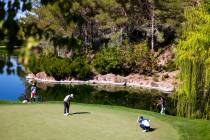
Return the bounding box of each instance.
[0,54,26,100]
[0,54,25,77]
[20,83,176,115]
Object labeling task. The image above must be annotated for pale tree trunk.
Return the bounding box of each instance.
[57,47,61,57]
[120,28,123,45]
[151,5,155,52]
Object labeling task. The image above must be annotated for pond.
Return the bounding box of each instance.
[0,55,25,100]
[0,54,176,115]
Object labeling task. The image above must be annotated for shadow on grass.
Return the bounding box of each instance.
[148,128,157,132]
[71,112,90,115]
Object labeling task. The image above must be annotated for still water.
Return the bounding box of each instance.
[0,56,25,100]
[0,55,176,115]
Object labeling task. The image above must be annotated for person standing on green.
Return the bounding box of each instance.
[63,94,74,116]
[156,97,165,115]
[31,82,37,102]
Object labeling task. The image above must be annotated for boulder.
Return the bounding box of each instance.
[35,72,55,81]
[26,73,36,79]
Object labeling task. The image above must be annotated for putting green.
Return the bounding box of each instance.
[0,103,179,140]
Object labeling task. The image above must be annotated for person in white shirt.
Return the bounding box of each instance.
[137,116,150,132]
[63,94,74,116]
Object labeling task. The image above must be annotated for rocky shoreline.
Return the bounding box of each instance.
[26,71,177,93]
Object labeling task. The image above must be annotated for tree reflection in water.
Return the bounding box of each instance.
[20,83,177,116]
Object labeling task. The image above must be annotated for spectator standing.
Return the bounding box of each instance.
[31,82,37,102]
[157,97,165,115]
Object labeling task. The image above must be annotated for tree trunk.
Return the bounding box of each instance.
[151,5,155,52]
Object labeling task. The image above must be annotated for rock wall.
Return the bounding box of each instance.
[26,71,176,93]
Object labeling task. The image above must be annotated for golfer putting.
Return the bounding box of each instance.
[63,94,74,116]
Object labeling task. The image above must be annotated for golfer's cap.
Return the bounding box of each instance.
[140,116,144,119]
[70,94,74,98]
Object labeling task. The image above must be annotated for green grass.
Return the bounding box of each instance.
[0,102,209,140]
[0,100,21,104]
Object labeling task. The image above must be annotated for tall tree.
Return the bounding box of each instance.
[175,1,210,119]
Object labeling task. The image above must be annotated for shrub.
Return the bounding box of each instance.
[92,43,153,76]
[92,47,124,74]
[69,57,92,80]
[39,54,72,80]
[163,59,177,72]
[29,53,92,80]
[29,54,70,80]
[120,43,153,75]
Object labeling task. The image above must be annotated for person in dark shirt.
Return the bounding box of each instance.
[22,95,29,104]
[156,97,165,115]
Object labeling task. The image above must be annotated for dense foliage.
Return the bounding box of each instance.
[29,54,92,80]
[92,43,153,75]
[175,1,210,119]
[1,0,210,119]
[29,43,153,79]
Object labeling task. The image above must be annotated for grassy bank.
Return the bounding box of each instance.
[0,102,209,140]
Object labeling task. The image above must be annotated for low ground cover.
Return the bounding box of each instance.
[0,103,209,140]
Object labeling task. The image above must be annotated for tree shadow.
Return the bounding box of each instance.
[71,112,90,115]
